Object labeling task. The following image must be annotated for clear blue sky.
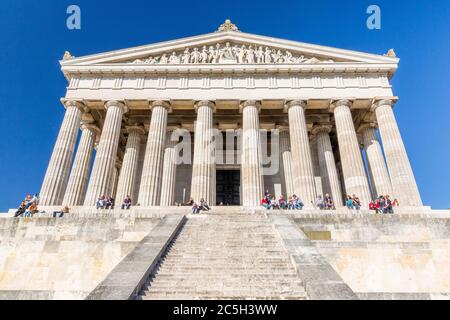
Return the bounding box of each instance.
[0,0,449,211]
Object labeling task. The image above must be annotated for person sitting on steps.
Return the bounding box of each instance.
[96,195,106,209]
[53,206,70,218]
[24,202,38,218]
[14,199,27,217]
[199,198,211,212]
[121,195,132,210]
[192,202,200,214]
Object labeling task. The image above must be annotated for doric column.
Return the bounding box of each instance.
[332,99,371,206]
[62,123,100,206]
[285,100,316,206]
[115,126,145,204]
[312,125,344,207]
[160,128,179,206]
[190,101,216,205]
[39,101,84,205]
[138,101,171,206]
[279,128,294,198]
[84,101,127,205]
[241,100,264,206]
[358,123,393,198]
[372,99,422,206]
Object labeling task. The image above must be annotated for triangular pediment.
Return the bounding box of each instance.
[61,29,398,67]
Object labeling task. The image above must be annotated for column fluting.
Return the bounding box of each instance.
[359,123,394,198]
[115,126,145,204]
[286,100,316,206]
[190,101,216,205]
[332,99,371,206]
[138,101,170,206]
[160,129,179,206]
[241,100,264,206]
[312,125,344,207]
[279,129,294,198]
[133,140,147,205]
[84,101,127,205]
[372,100,422,206]
[39,101,83,205]
[62,123,99,206]
[310,135,325,197]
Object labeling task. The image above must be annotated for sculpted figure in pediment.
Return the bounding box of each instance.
[208,46,216,63]
[271,49,280,63]
[200,46,209,63]
[246,46,255,63]
[169,52,180,64]
[284,50,293,63]
[264,47,272,63]
[190,48,201,63]
[236,45,245,64]
[145,56,158,64]
[220,42,235,62]
[213,44,221,63]
[182,48,190,64]
[160,53,168,64]
[256,46,264,63]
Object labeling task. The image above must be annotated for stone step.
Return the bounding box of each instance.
[141,293,308,300]
[149,273,300,279]
[147,281,306,289]
[138,213,307,300]
[142,288,307,296]
[141,292,308,299]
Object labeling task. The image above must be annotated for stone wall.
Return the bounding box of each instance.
[0,214,162,300]
[293,212,450,299]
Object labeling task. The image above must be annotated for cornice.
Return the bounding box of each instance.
[61,62,398,80]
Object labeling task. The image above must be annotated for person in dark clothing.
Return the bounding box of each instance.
[14,200,27,217]
[199,198,211,212]
[105,197,115,210]
[53,206,70,218]
[121,196,132,210]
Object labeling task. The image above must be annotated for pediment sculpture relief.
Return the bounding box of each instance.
[128,42,335,65]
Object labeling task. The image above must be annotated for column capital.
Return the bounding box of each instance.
[311,124,332,136]
[329,99,354,112]
[125,125,146,135]
[81,123,101,136]
[64,100,86,112]
[195,100,216,112]
[371,97,398,112]
[239,100,261,113]
[357,122,378,134]
[284,99,307,112]
[151,100,172,112]
[105,100,128,113]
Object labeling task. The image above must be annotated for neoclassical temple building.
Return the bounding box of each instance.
[39,20,423,209]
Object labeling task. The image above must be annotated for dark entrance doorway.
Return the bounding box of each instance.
[216,170,240,206]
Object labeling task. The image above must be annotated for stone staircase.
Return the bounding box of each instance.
[139,212,308,300]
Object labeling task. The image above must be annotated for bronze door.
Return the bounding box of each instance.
[216,170,240,205]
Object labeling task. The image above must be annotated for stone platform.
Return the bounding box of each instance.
[0,207,449,300]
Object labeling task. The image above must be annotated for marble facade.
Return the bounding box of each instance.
[39,20,423,209]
